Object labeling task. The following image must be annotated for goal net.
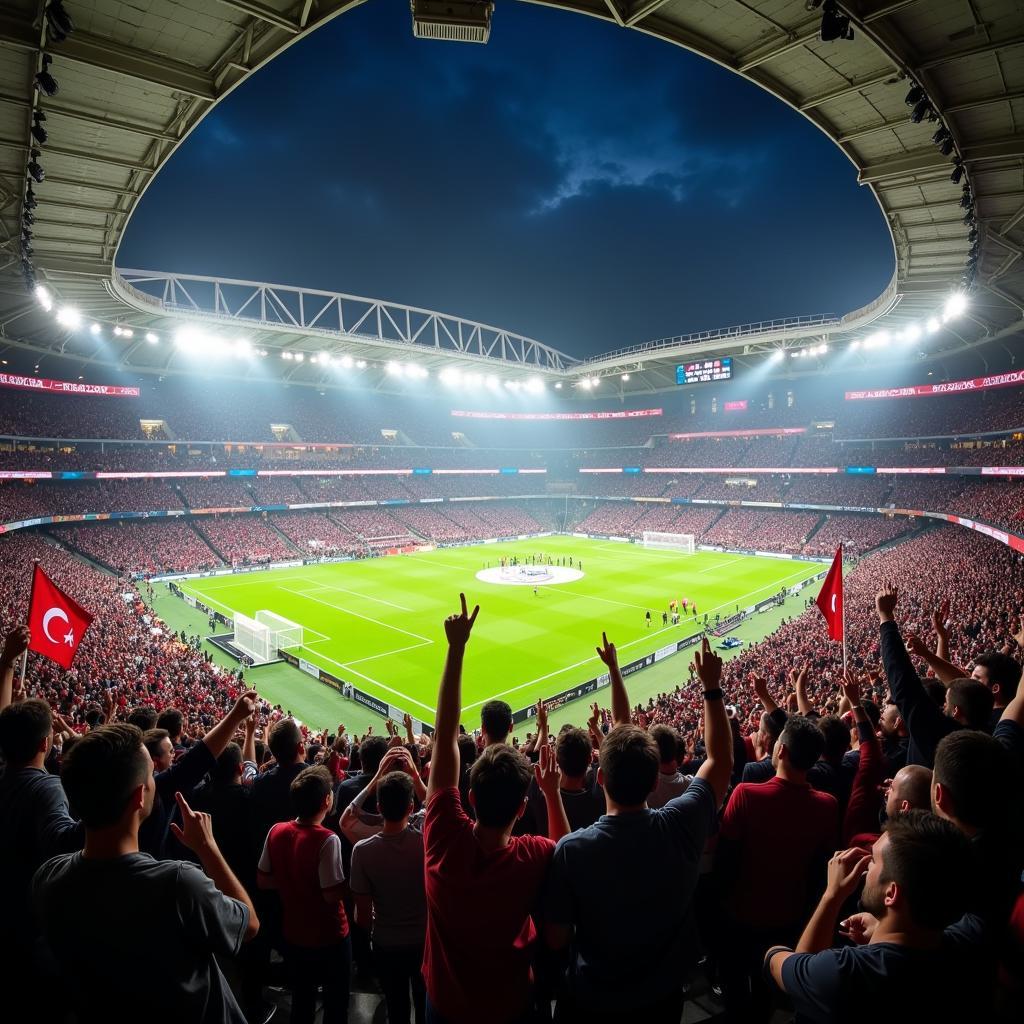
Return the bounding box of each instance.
[642,531,696,554]
[234,612,274,665]
[255,610,304,652]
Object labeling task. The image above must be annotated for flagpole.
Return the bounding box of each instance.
[840,546,847,676]
[20,558,40,696]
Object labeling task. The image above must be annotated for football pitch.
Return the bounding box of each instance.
[177,536,824,725]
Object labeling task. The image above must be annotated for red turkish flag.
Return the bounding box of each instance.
[27,564,94,669]
[815,546,844,643]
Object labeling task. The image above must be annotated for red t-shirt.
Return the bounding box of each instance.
[260,820,349,947]
[719,775,838,929]
[423,787,554,1023]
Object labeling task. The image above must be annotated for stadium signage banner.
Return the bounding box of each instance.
[669,428,806,439]
[353,688,389,717]
[298,658,320,679]
[724,400,748,411]
[0,373,140,397]
[0,470,52,479]
[451,409,662,420]
[845,370,1024,400]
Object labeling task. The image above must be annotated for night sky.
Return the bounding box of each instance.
[119,0,894,360]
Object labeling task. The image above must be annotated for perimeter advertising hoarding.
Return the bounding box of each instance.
[451,409,662,420]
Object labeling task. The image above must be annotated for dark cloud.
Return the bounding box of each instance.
[119,0,893,357]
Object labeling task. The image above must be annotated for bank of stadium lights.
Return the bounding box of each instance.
[145,332,159,345]
[55,306,81,329]
[621,373,630,381]
[34,285,53,311]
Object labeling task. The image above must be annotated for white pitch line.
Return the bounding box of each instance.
[278,586,434,644]
[299,579,414,613]
[403,554,474,572]
[698,555,748,574]
[343,640,434,667]
[541,586,650,612]
[303,649,436,713]
[461,563,820,711]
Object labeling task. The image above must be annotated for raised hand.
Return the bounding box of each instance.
[751,674,771,706]
[595,631,618,669]
[875,583,899,622]
[839,911,879,945]
[0,625,30,668]
[227,690,258,727]
[169,792,217,854]
[932,600,950,638]
[825,847,870,901]
[692,636,723,690]
[444,593,479,649]
[839,670,861,705]
[904,633,929,658]
[534,742,561,800]
[535,698,548,735]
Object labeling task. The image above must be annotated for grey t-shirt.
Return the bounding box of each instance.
[349,825,426,948]
[647,770,693,809]
[33,851,248,1024]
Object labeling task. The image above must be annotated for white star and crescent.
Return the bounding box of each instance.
[42,606,72,646]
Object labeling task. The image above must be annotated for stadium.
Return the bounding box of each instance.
[0,2,1022,1024]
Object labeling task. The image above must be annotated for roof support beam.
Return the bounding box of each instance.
[0,136,153,173]
[213,0,301,32]
[0,16,217,99]
[918,34,1024,72]
[860,136,1024,184]
[0,91,179,142]
[602,0,625,27]
[945,89,1024,116]
[798,70,895,111]
[624,0,672,27]
[736,20,821,74]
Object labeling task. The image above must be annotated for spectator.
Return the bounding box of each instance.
[546,636,732,1022]
[765,811,978,1023]
[646,723,693,808]
[715,715,839,1022]
[422,594,569,1024]
[480,698,513,747]
[258,765,350,1024]
[32,723,259,1023]
[350,754,428,1024]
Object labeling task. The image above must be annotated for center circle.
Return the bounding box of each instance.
[475,565,585,587]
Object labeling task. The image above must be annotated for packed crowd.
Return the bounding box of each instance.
[51,521,221,576]
[0,523,1021,1024]
[701,510,821,555]
[197,517,299,566]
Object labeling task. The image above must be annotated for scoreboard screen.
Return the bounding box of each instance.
[676,356,733,385]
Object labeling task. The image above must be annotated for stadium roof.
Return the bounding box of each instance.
[1,0,1022,395]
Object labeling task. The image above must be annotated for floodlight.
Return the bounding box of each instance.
[294,352,304,362]
[113,326,123,336]
[45,2,75,42]
[925,318,940,334]
[356,360,367,369]
[579,378,592,389]
[35,56,58,97]
[590,377,600,386]
[28,149,45,183]
[55,306,81,328]
[904,84,925,106]
[819,1,853,41]
[554,381,563,389]
[902,324,920,343]
[31,111,47,145]
[910,98,932,123]
[340,354,354,368]
[24,186,38,210]
[850,340,860,350]
[34,285,52,309]
[146,332,158,344]
[932,125,951,146]
[950,161,964,185]
[175,327,203,352]
[234,338,251,357]
[90,323,101,335]
[621,373,630,381]
[121,328,133,338]
[485,375,499,389]
[944,293,967,319]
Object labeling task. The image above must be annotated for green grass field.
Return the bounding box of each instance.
[176,536,823,726]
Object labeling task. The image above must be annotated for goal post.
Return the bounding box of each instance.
[255,610,304,652]
[233,612,274,665]
[642,530,696,554]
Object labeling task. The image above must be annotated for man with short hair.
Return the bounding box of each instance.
[138,690,258,859]
[156,707,186,753]
[715,715,839,1022]
[480,698,512,747]
[647,723,693,809]
[876,584,994,766]
[350,758,428,1024]
[546,636,732,1023]
[33,723,259,1023]
[0,696,84,992]
[250,717,308,850]
[765,811,978,1023]
[423,595,569,1024]
[972,650,1022,729]
[258,764,349,1024]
